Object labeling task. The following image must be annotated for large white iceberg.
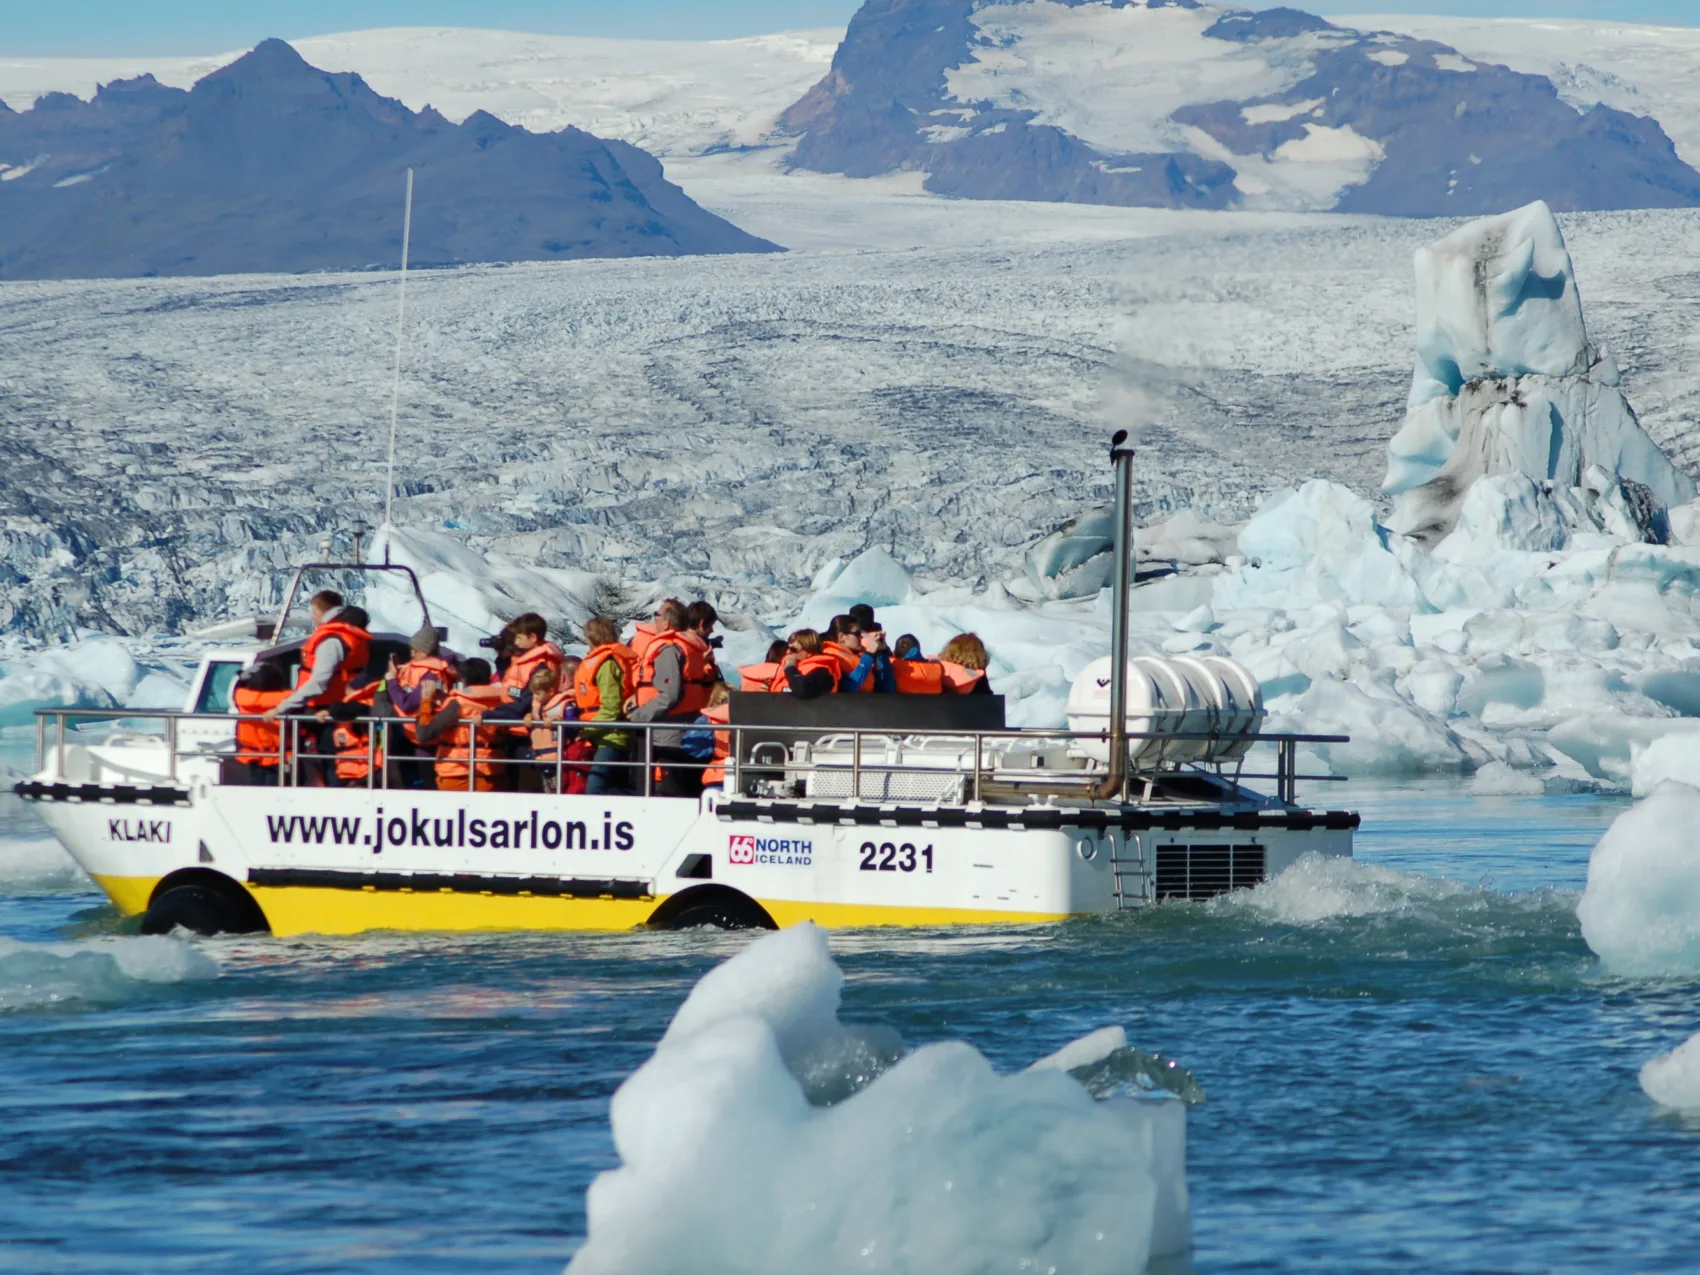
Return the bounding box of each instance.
[1577,782,1700,975]
[569,924,1189,1275]
[1384,201,1694,544]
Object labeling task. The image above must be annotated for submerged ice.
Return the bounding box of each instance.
[569,924,1189,1275]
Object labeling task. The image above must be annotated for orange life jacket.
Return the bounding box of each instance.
[574,643,638,714]
[677,629,722,687]
[739,662,783,692]
[393,655,456,743]
[332,721,380,784]
[297,618,372,707]
[425,683,508,792]
[502,640,566,696]
[823,641,873,693]
[231,685,292,766]
[629,622,662,664]
[395,655,455,692]
[702,702,731,787]
[787,653,841,692]
[529,690,577,761]
[892,658,945,695]
[938,660,987,694]
[635,630,713,716]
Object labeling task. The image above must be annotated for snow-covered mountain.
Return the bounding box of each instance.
[0,39,779,280]
[780,0,1700,215]
[0,28,842,160]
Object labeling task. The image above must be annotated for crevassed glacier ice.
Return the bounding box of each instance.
[569,923,1189,1275]
[1384,201,1694,544]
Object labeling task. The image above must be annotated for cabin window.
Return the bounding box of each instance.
[195,662,246,714]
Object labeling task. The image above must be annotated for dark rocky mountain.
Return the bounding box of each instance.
[780,0,1700,216]
[0,39,780,280]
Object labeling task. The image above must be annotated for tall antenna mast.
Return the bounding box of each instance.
[383,167,415,529]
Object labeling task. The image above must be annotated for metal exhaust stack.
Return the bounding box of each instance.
[1093,429,1137,803]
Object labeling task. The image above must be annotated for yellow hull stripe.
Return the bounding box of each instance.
[91,874,1066,935]
[92,874,161,918]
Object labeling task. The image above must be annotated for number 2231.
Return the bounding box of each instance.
[858,841,933,873]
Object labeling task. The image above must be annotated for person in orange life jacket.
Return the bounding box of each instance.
[414,658,510,791]
[501,612,565,699]
[265,591,370,720]
[522,659,584,793]
[381,624,456,788]
[824,615,896,693]
[628,598,682,669]
[680,681,732,790]
[781,629,840,699]
[630,599,711,797]
[271,598,372,786]
[229,661,293,785]
[936,632,993,694]
[738,639,789,692]
[578,615,637,796]
[682,598,724,682]
[886,631,945,694]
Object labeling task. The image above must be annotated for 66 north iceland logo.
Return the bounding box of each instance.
[728,834,813,868]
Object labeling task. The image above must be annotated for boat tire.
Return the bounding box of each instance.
[140,883,267,937]
[649,887,776,932]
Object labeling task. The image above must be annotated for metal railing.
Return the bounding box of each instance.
[29,708,1348,808]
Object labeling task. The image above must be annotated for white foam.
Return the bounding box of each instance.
[1578,782,1700,975]
[0,935,219,1011]
[1641,1030,1700,1109]
[570,923,1188,1274]
[1213,852,1468,924]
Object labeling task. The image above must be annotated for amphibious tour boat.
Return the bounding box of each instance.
[18,434,1356,937]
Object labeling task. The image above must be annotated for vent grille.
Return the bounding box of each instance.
[1155,843,1265,901]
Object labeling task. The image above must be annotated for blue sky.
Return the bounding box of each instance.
[3,0,1694,57]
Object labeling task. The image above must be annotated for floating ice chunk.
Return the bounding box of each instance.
[1433,473,1567,559]
[1578,782,1700,975]
[816,546,913,609]
[1641,1031,1700,1109]
[0,837,86,890]
[1216,481,1424,612]
[1385,202,1694,543]
[571,924,1189,1275]
[0,637,141,727]
[0,935,218,1011]
[370,522,618,652]
[126,670,191,710]
[1024,508,1113,600]
[1469,760,1545,796]
[1276,676,1466,775]
[1408,200,1587,408]
[1631,734,1700,797]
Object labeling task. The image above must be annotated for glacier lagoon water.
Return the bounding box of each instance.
[2,783,1698,1273]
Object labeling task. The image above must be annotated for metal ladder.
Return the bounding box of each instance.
[1109,831,1148,910]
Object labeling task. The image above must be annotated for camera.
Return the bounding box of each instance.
[708,635,724,649]
[477,634,503,650]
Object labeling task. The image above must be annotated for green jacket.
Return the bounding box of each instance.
[581,658,632,751]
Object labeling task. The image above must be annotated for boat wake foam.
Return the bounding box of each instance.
[568,923,1189,1274]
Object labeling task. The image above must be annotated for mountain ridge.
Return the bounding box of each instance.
[0,39,781,281]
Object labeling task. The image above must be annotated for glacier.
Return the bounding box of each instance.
[1,178,1699,783]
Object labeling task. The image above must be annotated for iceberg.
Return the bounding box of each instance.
[569,923,1189,1275]
[1577,782,1700,975]
[1384,201,1694,545]
[1641,1030,1700,1110]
